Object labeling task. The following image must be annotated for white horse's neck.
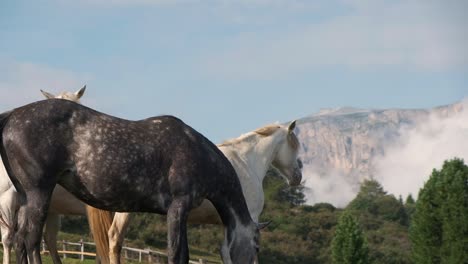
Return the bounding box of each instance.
[221,130,285,184]
[218,128,289,221]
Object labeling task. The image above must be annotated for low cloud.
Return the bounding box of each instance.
[302,165,359,208]
[374,100,468,199]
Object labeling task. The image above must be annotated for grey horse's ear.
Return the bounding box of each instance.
[75,85,86,99]
[257,221,272,230]
[40,90,55,99]
[287,120,296,133]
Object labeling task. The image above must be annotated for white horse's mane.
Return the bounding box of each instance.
[218,124,299,150]
[218,125,281,147]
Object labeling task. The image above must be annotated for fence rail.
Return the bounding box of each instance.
[38,239,218,264]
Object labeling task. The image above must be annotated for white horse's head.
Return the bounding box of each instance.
[40,85,86,103]
[256,120,302,186]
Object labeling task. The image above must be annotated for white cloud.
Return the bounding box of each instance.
[374,100,468,199]
[199,0,468,79]
[0,61,90,111]
[303,165,358,208]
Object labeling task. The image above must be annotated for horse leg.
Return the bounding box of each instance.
[44,212,62,264]
[14,243,27,264]
[14,205,30,264]
[167,196,191,264]
[15,189,54,264]
[0,188,19,264]
[1,224,13,264]
[108,212,131,264]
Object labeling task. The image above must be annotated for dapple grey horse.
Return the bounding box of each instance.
[0,99,263,264]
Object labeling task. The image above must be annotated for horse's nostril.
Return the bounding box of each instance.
[290,169,303,186]
[297,159,303,169]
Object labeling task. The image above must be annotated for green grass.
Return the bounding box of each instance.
[1,249,219,264]
[0,251,96,264]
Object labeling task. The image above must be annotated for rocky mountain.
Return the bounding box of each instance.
[295,101,465,205]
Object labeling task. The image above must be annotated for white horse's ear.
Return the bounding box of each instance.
[287,120,296,133]
[75,85,86,99]
[257,220,272,230]
[40,90,55,99]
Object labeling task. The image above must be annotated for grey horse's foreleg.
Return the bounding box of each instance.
[167,196,191,264]
[15,242,28,264]
[15,205,30,264]
[16,189,54,264]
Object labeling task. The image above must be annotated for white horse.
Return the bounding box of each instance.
[0,86,106,264]
[89,121,303,264]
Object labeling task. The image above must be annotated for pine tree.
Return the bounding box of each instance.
[409,175,442,263]
[348,179,407,223]
[405,194,415,205]
[404,194,416,224]
[348,179,386,214]
[331,212,369,264]
[410,158,468,264]
[438,159,468,263]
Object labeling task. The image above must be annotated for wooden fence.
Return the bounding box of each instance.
[39,239,218,264]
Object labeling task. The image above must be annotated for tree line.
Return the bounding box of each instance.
[331,158,468,264]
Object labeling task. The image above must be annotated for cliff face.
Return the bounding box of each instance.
[295,102,464,191]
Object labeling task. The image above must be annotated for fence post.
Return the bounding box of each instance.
[62,240,67,259]
[147,250,152,263]
[154,252,162,264]
[80,239,84,261]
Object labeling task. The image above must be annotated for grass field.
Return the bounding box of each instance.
[0,251,97,264]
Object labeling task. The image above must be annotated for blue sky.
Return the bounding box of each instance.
[1,0,467,142]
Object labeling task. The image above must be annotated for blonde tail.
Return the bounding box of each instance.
[86,205,113,264]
